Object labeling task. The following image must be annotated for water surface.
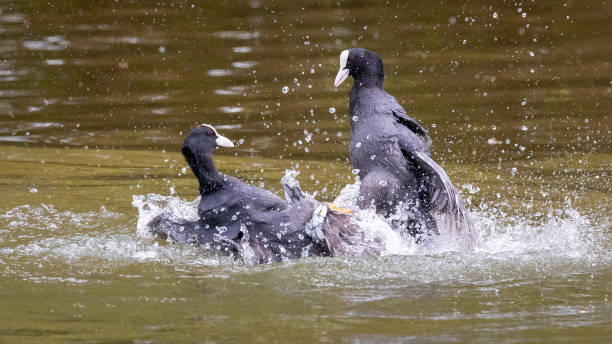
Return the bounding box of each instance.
[1,1,611,343]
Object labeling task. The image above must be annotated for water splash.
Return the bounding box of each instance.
[131,194,200,237]
[0,202,227,277]
[1,186,608,277]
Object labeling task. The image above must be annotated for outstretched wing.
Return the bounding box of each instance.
[413,151,477,249]
[413,151,462,214]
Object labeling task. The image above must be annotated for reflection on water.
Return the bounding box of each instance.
[0,0,611,343]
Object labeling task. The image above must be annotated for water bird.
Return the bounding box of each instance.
[333,48,477,248]
[148,124,380,264]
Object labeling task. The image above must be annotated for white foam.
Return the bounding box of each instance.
[1,185,608,275]
[0,202,227,273]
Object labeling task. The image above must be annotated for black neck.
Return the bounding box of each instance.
[196,155,225,194]
[183,147,225,194]
[353,76,384,89]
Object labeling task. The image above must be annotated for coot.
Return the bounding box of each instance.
[148,124,380,263]
[333,48,476,248]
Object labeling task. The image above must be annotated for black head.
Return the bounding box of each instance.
[334,48,384,88]
[181,124,234,190]
[182,124,234,156]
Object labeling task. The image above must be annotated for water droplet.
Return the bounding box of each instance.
[351,168,360,175]
[378,180,388,187]
[492,12,498,19]
[329,107,336,114]
[352,116,359,121]
[29,187,38,193]
[521,125,528,131]
[370,154,376,160]
[355,142,362,148]
[281,86,289,94]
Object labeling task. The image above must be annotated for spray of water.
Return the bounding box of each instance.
[0,175,608,275]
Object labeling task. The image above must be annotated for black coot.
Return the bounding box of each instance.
[148,124,379,263]
[333,48,476,248]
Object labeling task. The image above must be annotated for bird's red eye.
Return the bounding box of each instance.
[206,131,213,137]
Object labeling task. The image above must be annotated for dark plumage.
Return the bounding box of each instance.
[334,48,477,248]
[148,124,380,263]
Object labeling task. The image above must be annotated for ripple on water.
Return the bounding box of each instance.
[219,106,243,114]
[151,107,172,115]
[214,86,245,95]
[43,59,65,66]
[215,124,242,130]
[0,13,26,24]
[206,69,232,77]
[22,36,70,51]
[215,31,260,40]
[0,135,41,143]
[232,46,252,53]
[5,122,62,133]
[231,61,258,69]
[74,23,113,32]
[138,94,169,102]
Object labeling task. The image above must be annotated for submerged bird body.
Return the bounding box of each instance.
[148,124,380,263]
[335,48,476,247]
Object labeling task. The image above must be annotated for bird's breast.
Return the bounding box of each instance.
[350,134,400,176]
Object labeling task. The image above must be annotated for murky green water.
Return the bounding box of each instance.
[1,1,610,343]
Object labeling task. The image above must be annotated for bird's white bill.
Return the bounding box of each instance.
[334,49,350,87]
[216,134,234,147]
[334,68,349,87]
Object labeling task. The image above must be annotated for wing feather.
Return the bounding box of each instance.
[414,151,477,249]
